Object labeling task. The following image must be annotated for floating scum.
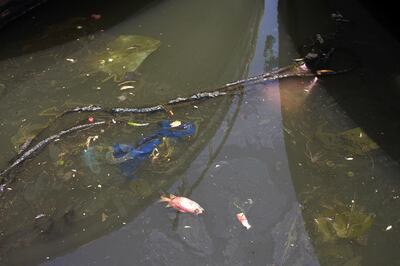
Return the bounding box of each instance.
[91,35,161,82]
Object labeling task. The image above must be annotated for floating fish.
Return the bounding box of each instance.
[159,194,204,215]
[236,212,251,229]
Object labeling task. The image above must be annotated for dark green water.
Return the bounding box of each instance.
[0,0,400,265]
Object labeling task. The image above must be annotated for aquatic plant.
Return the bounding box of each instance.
[91,35,161,81]
[314,200,375,244]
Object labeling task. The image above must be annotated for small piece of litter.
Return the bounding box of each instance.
[120,85,134,91]
[345,157,354,161]
[76,25,83,29]
[127,121,149,127]
[184,226,192,229]
[66,58,76,63]
[90,14,101,20]
[117,95,127,101]
[35,214,46,219]
[97,184,102,188]
[385,225,392,231]
[347,171,354,177]
[170,120,182,128]
[215,164,220,168]
[193,105,199,109]
[236,212,251,229]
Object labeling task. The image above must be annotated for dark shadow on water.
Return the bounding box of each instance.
[279,0,400,162]
[0,0,161,60]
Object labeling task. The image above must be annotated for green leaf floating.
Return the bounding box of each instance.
[94,35,161,81]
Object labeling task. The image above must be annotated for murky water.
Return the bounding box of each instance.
[1,0,400,265]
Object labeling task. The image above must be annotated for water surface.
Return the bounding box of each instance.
[1,0,400,265]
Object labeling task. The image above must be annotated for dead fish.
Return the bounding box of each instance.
[159,194,204,215]
[236,212,251,229]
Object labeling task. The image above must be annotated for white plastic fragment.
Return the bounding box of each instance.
[385,225,392,231]
[170,120,182,128]
[120,85,134,91]
[345,157,354,161]
[35,214,46,219]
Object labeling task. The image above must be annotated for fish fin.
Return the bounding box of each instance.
[159,195,170,203]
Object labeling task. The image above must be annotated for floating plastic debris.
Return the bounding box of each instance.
[170,120,182,128]
[385,225,393,231]
[90,14,101,20]
[101,213,108,222]
[127,121,149,127]
[35,214,46,219]
[120,85,134,91]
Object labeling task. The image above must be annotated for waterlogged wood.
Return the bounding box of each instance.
[0,62,352,182]
[0,121,105,179]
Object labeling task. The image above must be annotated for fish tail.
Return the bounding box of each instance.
[159,195,170,203]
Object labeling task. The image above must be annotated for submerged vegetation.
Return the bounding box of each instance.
[314,200,374,243]
[90,35,161,82]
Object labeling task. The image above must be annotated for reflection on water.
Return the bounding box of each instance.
[0,0,265,265]
[1,0,400,265]
[279,0,400,264]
